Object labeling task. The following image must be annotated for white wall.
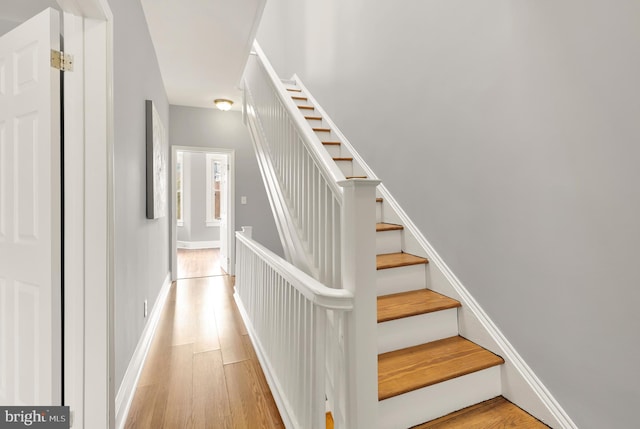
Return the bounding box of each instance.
[257,1,640,428]
[170,105,283,256]
[177,152,220,243]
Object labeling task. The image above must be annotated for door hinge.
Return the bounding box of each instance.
[51,50,74,72]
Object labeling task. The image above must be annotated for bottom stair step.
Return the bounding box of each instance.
[378,336,504,401]
[411,396,550,428]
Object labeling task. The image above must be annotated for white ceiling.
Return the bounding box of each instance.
[141,0,265,110]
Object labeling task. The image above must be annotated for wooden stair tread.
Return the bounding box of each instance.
[378,336,505,401]
[377,252,428,270]
[322,141,340,145]
[346,175,367,179]
[298,105,314,110]
[376,197,383,203]
[377,289,461,323]
[305,115,322,120]
[411,396,549,428]
[376,222,403,232]
[291,96,307,100]
[333,157,353,162]
[286,88,302,92]
[313,127,331,132]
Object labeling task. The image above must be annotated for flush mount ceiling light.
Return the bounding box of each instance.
[214,99,233,111]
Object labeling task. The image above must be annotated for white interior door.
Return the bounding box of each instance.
[0,8,62,405]
[219,156,229,273]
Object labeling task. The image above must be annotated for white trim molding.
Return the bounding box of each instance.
[171,146,236,281]
[176,240,220,249]
[115,273,172,429]
[58,1,115,427]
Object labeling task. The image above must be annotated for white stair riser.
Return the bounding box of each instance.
[377,264,427,295]
[350,162,368,179]
[323,144,342,158]
[376,202,383,223]
[292,98,309,106]
[376,229,402,254]
[314,129,334,140]
[305,117,324,127]
[378,308,458,354]
[334,159,353,177]
[298,108,316,118]
[378,366,502,429]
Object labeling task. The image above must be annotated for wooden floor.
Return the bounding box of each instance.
[176,248,226,279]
[125,270,284,427]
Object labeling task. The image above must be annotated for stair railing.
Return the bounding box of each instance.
[240,42,380,428]
[235,227,352,428]
[243,43,346,287]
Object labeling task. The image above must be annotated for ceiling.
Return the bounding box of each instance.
[141,0,265,110]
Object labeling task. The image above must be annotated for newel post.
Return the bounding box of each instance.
[241,226,253,239]
[338,178,381,429]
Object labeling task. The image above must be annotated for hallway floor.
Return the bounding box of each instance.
[176,248,226,279]
[125,250,284,428]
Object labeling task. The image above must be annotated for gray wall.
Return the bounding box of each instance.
[108,0,170,391]
[0,1,60,36]
[257,1,640,428]
[170,105,283,255]
[177,152,220,243]
[0,19,18,36]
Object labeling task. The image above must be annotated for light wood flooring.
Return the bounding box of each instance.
[176,248,226,280]
[124,273,284,428]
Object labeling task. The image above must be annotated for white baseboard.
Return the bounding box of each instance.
[176,240,220,249]
[115,272,172,429]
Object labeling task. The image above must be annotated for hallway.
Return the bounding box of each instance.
[125,250,284,428]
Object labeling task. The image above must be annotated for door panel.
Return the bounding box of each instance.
[0,8,62,406]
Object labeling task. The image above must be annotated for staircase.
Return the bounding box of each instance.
[239,43,573,428]
[281,80,550,428]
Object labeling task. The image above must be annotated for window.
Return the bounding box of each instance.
[206,154,224,226]
[176,151,184,226]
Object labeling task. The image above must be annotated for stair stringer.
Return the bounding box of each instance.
[293,75,577,429]
[243,84,316,277]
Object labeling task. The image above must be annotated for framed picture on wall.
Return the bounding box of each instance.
[146,99,167,219]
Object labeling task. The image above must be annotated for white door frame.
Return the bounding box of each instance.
[171,145,236,279]
[57,0,115,428]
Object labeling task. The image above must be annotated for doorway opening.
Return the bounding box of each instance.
[171,146,235,281]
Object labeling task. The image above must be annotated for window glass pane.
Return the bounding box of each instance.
[214,161,221,220]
